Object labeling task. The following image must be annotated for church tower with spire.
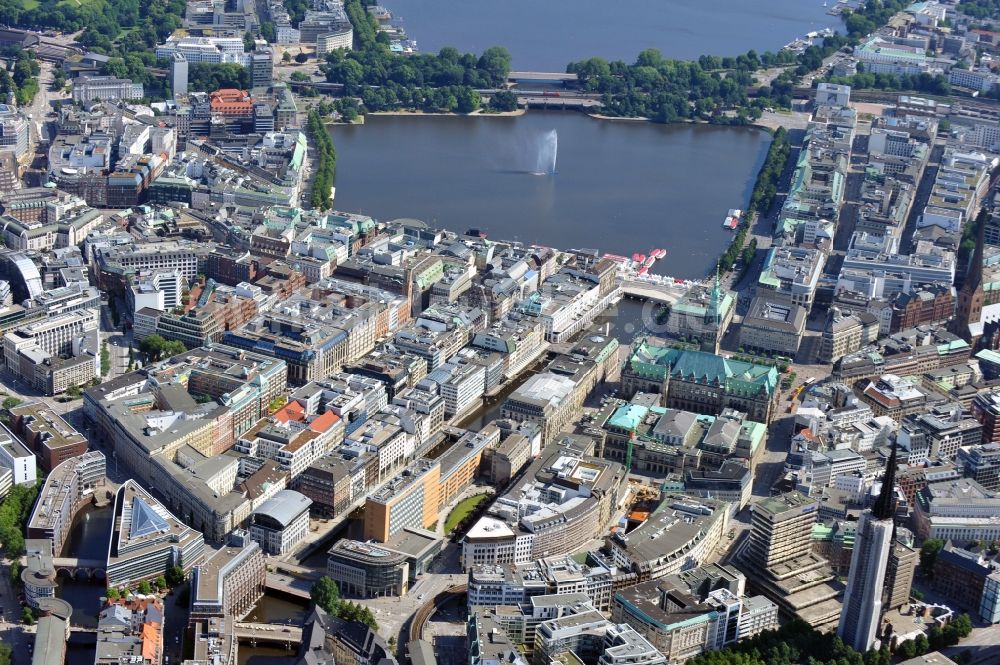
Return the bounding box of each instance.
[701,268,724,353]
[954,210,988,344]
[838,444,898,652]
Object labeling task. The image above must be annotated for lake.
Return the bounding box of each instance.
[331,112,771,279]
[385,0,839,70]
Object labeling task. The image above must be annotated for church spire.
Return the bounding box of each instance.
[967,208,988,292]
[872,441,897,520]
[708,266,721,328]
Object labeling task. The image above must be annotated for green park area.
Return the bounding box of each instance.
[444,494,489,533]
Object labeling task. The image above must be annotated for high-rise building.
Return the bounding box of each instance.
[885,531,918,612]
[171,53,189,97]
[250,48,273,90]
[838,445,898,652]
[957,442,1000,491]
[746,491,817,570]
[741,490,843,629]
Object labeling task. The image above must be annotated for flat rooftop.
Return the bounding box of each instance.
[193,540,260,605]
[11,402,87,451]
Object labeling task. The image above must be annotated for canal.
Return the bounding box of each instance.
[238,593,312,665]
[57,505,112,628]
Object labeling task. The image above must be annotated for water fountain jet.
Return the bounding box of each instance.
[533,129,557,175]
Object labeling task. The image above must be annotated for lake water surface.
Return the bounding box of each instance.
[386,0,838,70]
[331,112,771,278]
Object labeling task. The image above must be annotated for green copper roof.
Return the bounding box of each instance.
[811,523,833,540]
[976,349,1000,365]
[937,339,970,354]
[608,403,649,431]
[627,342,778,396]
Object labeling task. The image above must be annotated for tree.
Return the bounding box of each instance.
[950,613,973,639]
[243,31,255,53]
[101,341,110,377]
[155,576,167,591]
[21,607,35,625]
[340,104,359,122]
[476,46,512,85]
[0,483,39,557]
[920,539,945,577]
[106,587,121,601]
[166,565,185,587]
[2,397,21,411]
[136,580,152,594]
[140,335,187,361]
[8,560,21,587]
[455,87,480,113]
[488,90,517,112]
[282,51,292,63]
[187,63,250,92]
[311,576,341,613]
[260,21,276,43]
[295,52,309,64]
[51,69,67,91]
[0,643,12,665]
[290,71,310,82]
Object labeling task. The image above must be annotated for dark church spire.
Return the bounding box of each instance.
[967,208,988,292]
[872,442,897,520]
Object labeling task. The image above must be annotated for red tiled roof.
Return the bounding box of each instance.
[274,400,305,423]
[309,410,340,433]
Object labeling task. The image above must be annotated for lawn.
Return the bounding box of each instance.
[17,0,39,9]
[444,494,489,533]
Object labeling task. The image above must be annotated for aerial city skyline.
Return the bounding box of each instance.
[0,1,998,665]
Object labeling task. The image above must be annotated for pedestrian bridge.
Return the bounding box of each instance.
[22,556,107,580]
[233,622,302,645]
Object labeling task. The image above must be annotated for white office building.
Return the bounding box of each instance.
[0,434,36,486]
[249,490,312,555]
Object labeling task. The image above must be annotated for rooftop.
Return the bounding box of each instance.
[251,489,312,528]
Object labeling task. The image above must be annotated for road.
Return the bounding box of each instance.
[0,557,34,665]
[900,141,945,255]
[943,624,1000,665]
[751,413,795,499]
[27,60,69,147]
[163,585,191,664]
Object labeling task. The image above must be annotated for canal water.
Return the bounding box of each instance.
[57,506,112,628]
[239,594,311,665]
[60,506,113,665]
[332,113,771,279]
[385,0,838,70]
